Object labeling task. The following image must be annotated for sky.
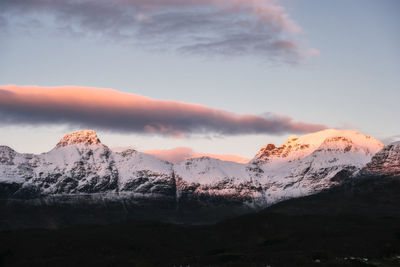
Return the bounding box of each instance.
[0,0,399,160]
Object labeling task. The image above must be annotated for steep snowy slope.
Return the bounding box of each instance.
[174,157,265,205]
[113,149,175,197]
[0,130,175,200]
[254,129,382,165]
[0,145,30,184]
[361,141,400,177]
[250,129,384,203]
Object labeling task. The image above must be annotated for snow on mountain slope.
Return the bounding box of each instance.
[361,141,400,177]
[113,149,175,197]
[254,129,382,165]
[0,145,28,184]
[0,129,388,209]
[174,157,265,205]
[250,129,384,203]
[32,143,119,194]
[0,130,175,200]
[174,157,250,185]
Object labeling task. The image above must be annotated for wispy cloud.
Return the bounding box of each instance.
[0,0,317,62]
[0,85,326,136]
[144,147,250,163]
[381,135,400,145]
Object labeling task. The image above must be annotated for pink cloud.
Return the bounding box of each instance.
[144,147,250,163]
[0,85,326,136]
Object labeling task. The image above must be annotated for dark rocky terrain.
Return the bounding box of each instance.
[1,174,400,267]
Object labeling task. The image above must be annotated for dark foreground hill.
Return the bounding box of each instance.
[1,175,400,267]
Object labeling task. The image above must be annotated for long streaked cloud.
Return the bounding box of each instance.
[0,85,326,137]
[144,147,250,163]
[0,0,317,62]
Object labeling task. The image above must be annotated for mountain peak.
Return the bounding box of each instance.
[56,130,102,148]
[254,129,384,163]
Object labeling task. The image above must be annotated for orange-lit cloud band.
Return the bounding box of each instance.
[0,85,326,136]
[145,147,250,163]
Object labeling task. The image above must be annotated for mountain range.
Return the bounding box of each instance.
[1,128,399,229]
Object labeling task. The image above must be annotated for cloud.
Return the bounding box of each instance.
[0,85,326,137]
[0,0,318,62]
[144,147,250,163]
[381,135,400,145]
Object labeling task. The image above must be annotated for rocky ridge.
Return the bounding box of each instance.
[0,129,393,214]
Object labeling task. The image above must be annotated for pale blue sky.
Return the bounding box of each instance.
[0,0,399,158]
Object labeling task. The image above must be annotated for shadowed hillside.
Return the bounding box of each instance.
[1,175,400,266]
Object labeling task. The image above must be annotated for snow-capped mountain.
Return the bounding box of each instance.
[361,141,400,177]
[174,157,265,206]
[248,129,384,203]
[0,129,389,215]
[0,130,176,201]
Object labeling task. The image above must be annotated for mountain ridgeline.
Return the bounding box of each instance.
[1,129,398,230]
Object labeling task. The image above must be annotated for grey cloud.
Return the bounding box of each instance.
[381,135,400,145]
[0,0,315,62]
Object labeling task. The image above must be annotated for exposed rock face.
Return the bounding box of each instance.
[254,135,309,164]
[56,130,101,148]
[0,145,16,165]
[361,142,400,177]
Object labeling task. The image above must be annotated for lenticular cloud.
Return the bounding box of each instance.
[0,85,326,137]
